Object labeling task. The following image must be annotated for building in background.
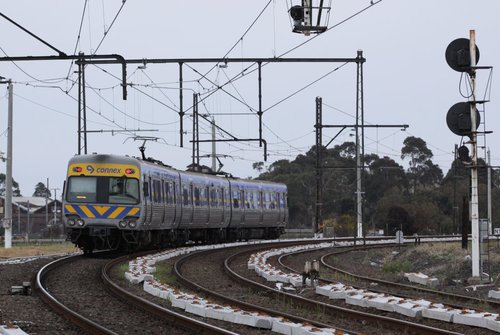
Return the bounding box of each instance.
[0,196,63,239]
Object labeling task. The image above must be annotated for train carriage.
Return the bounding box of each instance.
[63,154,288,253]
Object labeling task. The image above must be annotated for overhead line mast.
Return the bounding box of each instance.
[315,51,409,238]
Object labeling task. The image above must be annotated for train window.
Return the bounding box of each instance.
[232,190,239,208]
[194,187,201,207]
[219,188,223,208]
[167,182,174,205]
[183,185,189,206]
[108,177,139,204]
[67,177,97,203]
[165,182,170,204]
[210,188,217,207]
[246,191,249,209]
[205,186,209,207]
[152,180,162,203]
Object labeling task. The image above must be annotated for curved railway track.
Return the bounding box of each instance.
[225,244,467,335]
[277,244,500,312]
[173,241,358,334]
[320,246,500,310]
[35,252,238,335]
[170,239,469,335]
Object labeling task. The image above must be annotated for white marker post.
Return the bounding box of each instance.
[3,80,13,249]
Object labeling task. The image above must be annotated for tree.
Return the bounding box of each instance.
[33,182,51,197]
[0,173,21,196]
[252,161,264,173]
[401,136,442,191]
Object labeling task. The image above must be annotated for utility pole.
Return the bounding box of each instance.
[468,31,480,279]
[487,148,492,235]
[1,78,13,249]
[211,118,216,171]
[315,97,323,234]
[45,178,49,228]
[51,188,60,228]
[355,50,364,238]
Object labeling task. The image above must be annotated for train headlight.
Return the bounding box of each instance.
[119,220,128,228]
[76,219,85,227]
[128,221,137,228]
[67,219,76,226]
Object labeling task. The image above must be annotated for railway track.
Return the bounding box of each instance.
[318,246,500,311]
[225,243,469,335]
[167,239,470,334]
[35,251,238,335]
[173,241,358,334]
[274,243,500,313]
[32,236,486,334]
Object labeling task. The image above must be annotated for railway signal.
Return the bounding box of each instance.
[288,0,331,35]
[445,31,490,282]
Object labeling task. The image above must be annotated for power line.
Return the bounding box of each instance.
[92,0,127,55]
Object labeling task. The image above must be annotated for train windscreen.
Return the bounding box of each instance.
[67,176,139,205]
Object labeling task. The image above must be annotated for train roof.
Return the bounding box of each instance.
[67,154,286,189]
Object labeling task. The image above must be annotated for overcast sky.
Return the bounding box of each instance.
[0,0,498,198]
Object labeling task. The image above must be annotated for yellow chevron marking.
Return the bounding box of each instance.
[80,206,95,218]
[65,205,77,213]
[128,207,140,216]
[94,206,111,216]
[109,207,125,219]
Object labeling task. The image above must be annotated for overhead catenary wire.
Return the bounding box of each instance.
[1,1,385,171]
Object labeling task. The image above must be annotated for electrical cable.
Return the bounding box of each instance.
[13,92,113,128]
[66,0,88,80]
[92,0,127,55]
[86,83,178,126]
[0,46,68,84]
[199,0,274,80]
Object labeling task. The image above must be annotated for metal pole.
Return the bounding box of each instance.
[179,62,184,147]
[258,62,263,147]
[453,144,458,233]
[82,61,87,154]
[27,200,30,242]
[3,81,13,248]
[469,30,480,279]
[77,57,82,155]
[53,189,57,228]
[45,178,49,228]
[355,51,363,238]
[315,97,323,234]
[488,148,492,235]
[211,118,216,171]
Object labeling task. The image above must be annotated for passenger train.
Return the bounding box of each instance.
[62,154,288,253]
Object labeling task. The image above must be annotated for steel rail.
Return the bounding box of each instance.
[317,246,500,310]
[35,254,118,335]
[224,245,464,335]
[172,241,360,335]
[102,254,239,335]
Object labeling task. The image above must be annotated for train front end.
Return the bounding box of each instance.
[62,155,142,253]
